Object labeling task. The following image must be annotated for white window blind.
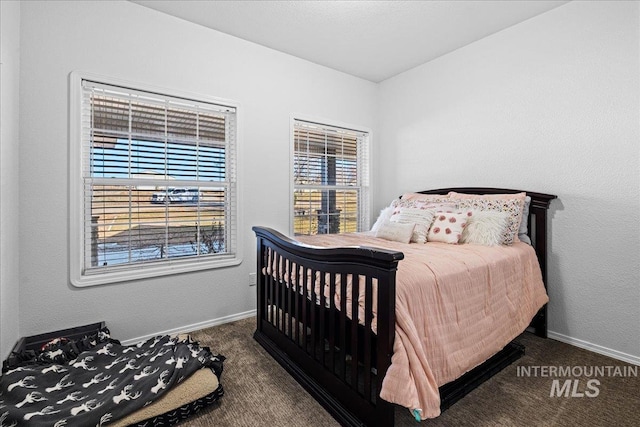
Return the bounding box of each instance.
[292,119,369,235]
[73,77,238,284]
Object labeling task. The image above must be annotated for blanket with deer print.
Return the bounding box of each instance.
[0,331,224,427]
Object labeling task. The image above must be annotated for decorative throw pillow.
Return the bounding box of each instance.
[389,207,435,244]
[392,198,426,210]
[371,206,394,233]
[461,210,509,246]
[392,198,457,212]
[422,202,458,212]
[447,192,526,245]
[427,211,468,244]
[400,193,451,204]
[375,221,415,244]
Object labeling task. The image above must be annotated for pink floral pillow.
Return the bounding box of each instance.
[427,211,469,244]
[392,198,457,212]
[400,193,451,204]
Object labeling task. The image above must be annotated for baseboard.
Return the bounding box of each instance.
[121,318,639,366]
[548,330,640,366]
[120,309,256,346]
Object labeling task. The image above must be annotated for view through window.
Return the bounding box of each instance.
[80,80,237,276]
[292,119,369,235]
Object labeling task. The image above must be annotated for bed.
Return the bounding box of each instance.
[252,187,556,426]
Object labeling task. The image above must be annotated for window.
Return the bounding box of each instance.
[292,118,370,236]
[70,73,239,286]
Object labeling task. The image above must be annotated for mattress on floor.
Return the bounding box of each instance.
[114,367,223,426]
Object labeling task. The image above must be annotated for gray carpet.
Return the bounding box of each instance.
[183,317,639,426]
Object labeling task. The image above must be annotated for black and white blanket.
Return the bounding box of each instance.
[0,329,224,426]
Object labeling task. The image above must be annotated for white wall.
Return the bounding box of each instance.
[377,1,640,361]
[17,1,377,343]
[0,0,21,358]
[10,0,639,364]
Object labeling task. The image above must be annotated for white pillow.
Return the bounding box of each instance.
[371,206,394,233]
[461,210,509,246]
[375,221,415,244]
[389,207,435,244]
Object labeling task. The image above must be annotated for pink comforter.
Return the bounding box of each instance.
[296,233,549,420]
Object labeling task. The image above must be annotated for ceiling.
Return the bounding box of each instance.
[131,0,569,83]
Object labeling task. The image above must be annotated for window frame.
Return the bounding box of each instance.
[69,71,242,287]
[290,114,371,236]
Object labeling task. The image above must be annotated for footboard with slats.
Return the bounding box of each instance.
[252,226,404,426]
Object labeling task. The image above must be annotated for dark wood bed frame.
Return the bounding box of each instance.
[253,187,556,426]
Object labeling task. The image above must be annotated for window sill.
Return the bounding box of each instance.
[70,255,242,288]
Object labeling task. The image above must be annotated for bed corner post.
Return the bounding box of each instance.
[529,192,557,339]
[375,267,397,426]
[253,227,271,339]
[255,231,265,335]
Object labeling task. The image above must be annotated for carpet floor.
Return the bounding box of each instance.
[182,317,638,427]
